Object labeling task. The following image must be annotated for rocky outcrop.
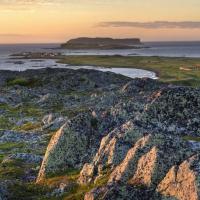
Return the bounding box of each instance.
[78,121,134,185]
[129,146,157,186]
[3,68,199,199]
[138,87,200,136]
[157,154,200,200]
[109,132,193,187]
[108,134,151,184]
[79,130,195,188]
[80,125,200,200]
[84,184,178,200]
[37,113,102,183]
[83,132,200,199]
[31,71,200,199]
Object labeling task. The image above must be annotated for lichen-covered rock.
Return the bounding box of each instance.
[37,113,102,183]
[0,181,9,200]
[108,134,151,184]
[157,154,200,200]
[109,133,194,187]
[0,130,41,144]
[78,121,134,185]
[83,132,199,200]
[129,146,157,186]
[84,183,176,200]
[42,114,68,130]
[120,78,164,95]
[138,87,200,136]
[79,121,198,188]
[3,67,200,199]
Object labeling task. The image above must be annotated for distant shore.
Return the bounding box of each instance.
[61,37,143,50]
[10,52,200,87]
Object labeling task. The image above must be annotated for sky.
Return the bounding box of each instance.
[0,0,200,43]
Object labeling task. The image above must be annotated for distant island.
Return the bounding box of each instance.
[61,37,142,49]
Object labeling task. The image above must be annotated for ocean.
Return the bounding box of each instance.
[0,41,200,78]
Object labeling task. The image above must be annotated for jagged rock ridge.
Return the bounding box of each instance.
[35,71,200,200]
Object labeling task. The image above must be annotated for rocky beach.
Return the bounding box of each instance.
[0,67,200,200]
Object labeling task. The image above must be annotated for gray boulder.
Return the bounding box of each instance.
[37,113,102,183]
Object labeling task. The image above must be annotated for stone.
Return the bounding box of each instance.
[78,121,134,185]
[157,154,200,200]
[138,87,200,136]
[84,184,175,200]
[37,113,101,183]
[109,133,194,188]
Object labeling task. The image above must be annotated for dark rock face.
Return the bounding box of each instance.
[137,87,200,136]
[61,37,142,49]
[0,181,9,200]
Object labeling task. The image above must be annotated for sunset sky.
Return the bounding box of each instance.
[1,0,200,43]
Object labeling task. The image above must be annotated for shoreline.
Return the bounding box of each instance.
[0,64,158,80]
[57,55,200,87]
[3,52,200,87]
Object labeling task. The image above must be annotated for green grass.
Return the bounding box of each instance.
[0,142,25,152]
[58,55,200,87]
[0,116,14,130]
[8,182,51,200]
[7,77,41,87]
[63,168,110,200]
[0,102,44,132]
[37,167,110,200]
[63,173,110,200]
[46,168,80,180]
[13,122,42,132]
[182,136,200,142]
[0,154,4,162]
[0,159,25,179]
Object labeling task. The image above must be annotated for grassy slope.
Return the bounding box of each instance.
[59,55,200,87]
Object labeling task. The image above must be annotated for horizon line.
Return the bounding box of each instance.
[1,40,200,45]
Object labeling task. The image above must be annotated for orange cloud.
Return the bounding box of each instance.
[98,21,200,29]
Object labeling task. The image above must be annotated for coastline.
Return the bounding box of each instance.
[9,52,200,87]
[57,55,200,87]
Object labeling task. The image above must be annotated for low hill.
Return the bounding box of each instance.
[61,37,142,49]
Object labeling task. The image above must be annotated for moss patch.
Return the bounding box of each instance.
[0,142,25,152]
[7,77,41,87]
[0,159,30,180]
[8,182,51,200]
[13,122,42,131]
[182,136,200,142]
[63,168,110,200]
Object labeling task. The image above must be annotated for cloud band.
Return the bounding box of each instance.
[98,21,200,29]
